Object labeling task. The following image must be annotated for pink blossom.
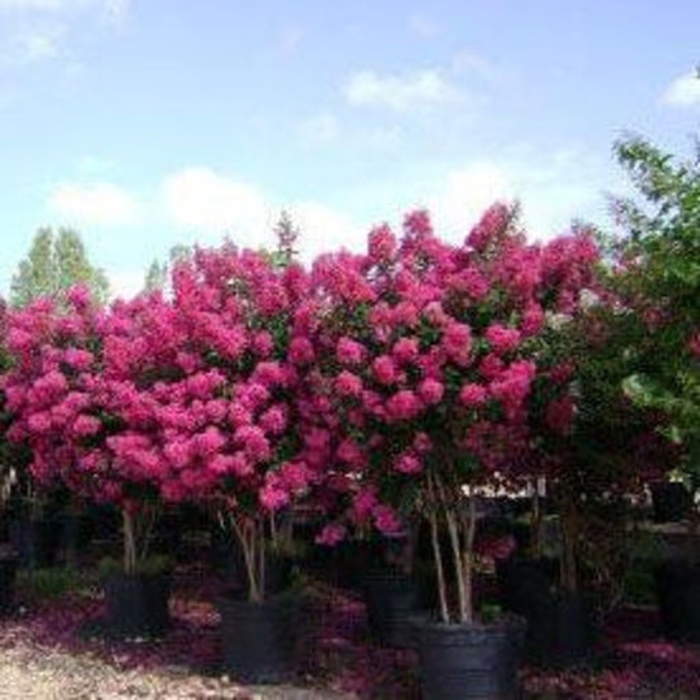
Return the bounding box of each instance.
[352,488,378,520]
[279,461,310,491]
[289,336,315,365]
[423,301,448,327]
[479,353,505,380]
[373,504,403,535]
[63,348,94,371]
[413,432,433,454]
[66,284,92,310]
[238,382,270,410]
[442,322,472,366]
[259,405,287,435]
[336,337,366,365]
[392,301,420,328]
[485,324,521,355]
[259,484,290,512]
[253,361,286,388]
[521,303,545,336]
[372,355,397,385]
[459,383,487,407]
[489,360,537,419]
[417,378,444,405]
[194,426,226,456]
[71,415,102,438]
[367,224,397,263]
[228,402,253,428]
[315,523,347,546]
[233,425,271,462]
[385,390,422,422]
[392,337,420,364]
[394,451,423,474]
[336,438,366,467]
[335,370,363,398]
[252,330,274,357]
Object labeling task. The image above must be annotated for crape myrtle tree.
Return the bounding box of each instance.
[3,286,189,574]
[146,243,315,602]
[306,205,602,623]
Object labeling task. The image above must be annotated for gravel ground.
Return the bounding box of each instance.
[0,635,355,699]
[0,574,698,699]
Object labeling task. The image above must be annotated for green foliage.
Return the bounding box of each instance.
[142,244,193,294]
[612,135,700,487]
[10,227,109,308]
[144,259,168,292]
[17,567,99,601]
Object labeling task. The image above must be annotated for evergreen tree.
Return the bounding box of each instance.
[10,227,109,307]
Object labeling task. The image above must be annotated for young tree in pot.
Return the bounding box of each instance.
[153,243,314,683]
[610,134,700,641]
[307,206,587,699]
[3,288,185,636]
[524,280,678,666]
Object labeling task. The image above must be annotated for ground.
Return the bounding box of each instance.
[0,567,698,699]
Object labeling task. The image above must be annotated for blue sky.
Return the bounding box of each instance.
[1,0,698,299]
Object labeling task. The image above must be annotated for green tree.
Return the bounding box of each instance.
[141,244,193,293]
[144,259,168,292]
[612,135,700,487]
[10,227,109,307]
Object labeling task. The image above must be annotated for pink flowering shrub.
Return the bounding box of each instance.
[3,286,193,572]
[149,244,316,601]
[304,204,606,623]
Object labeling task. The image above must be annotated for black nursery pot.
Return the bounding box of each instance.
[363,568,421,648]
[218,592,299,684]
[655,560,700,642]
[103,572,172,637]
[0,555,18,614]
[418,615,526,700]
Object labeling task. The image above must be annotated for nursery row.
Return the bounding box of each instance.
[0,136,698,698]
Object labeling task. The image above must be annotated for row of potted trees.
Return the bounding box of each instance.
[0,154,697,696]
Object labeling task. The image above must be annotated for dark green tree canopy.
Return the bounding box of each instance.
[612,135,700,482]
[10,227,109,308]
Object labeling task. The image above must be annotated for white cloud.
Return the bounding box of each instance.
[159,167,366,261]
[428,162,514,236]
[49,181,138,226]
[4,24,64,64]
[424,151,615,243]
[662,71,700,107]
[160,167,275,244]
[287,202,363,262]
[106,267,147,300]
[298,113,339,144]
[345,69,459,111]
